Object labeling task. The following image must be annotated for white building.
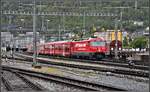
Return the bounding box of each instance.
[14,32,40,48]
[1,32,13,47]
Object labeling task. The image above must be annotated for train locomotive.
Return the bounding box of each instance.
[27,38,109,60]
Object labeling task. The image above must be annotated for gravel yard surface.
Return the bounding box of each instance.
[2,59,149,92]
[24,75,90,92]
[1,82,7,92]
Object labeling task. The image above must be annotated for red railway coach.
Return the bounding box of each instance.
[52,41,71,57]
[27,38,108,60]
[44,42,53,55]
[27,44,33,53]
[37,44,45,54]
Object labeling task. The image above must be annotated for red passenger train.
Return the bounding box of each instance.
[27,38,111,59]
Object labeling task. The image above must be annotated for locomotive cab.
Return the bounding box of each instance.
[90,40,107,59]
[90,41,106,52]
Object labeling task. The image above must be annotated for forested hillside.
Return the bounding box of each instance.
[1,0,149,34]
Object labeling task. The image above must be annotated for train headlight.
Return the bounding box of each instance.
[111,48,113,50]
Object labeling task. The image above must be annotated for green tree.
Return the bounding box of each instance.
[123,37,128,47]
[130,36,148,48]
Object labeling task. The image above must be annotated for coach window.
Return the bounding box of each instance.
[44,45,46,49]
[90,41,105,46]
[58,46,62,50]
[50,45,53,49]
[52,45,54,49]
[57,46,59,50]
[65,47,67,52]
[49,45,52,49]
[55,46,58,50]
[65,46,70,52]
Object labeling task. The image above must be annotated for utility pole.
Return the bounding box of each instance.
[62,13,65,36]
[115,18,118,60]
[12,36,16,60]
[39,1,42,12]
[120,11,123,49]
[47,19,50,31]
[0,0,2,89]
[8,16,12,54]
[83,11,86,37]
[120,11,123,31]
[135,0,137,10]
[32,0,38,67]
[41,16,45,42]
[6,16,12,48]
[4,16,11,55]
[59,24,61,41]
[8,16,12,26]
[41,16,44,31]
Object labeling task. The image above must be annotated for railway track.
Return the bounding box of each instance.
[14,53,149,78]
[41,55,148,70]
[16,52,149,71]
[2,65,127,91]
[2,69,45,91]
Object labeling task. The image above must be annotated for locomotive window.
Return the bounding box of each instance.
[55,46,58,50]
[49,45,53,49]
[90,41,105,46]
[65,47,69,52]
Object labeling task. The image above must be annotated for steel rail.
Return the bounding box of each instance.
[2,66,127,91]
[13,53,149,78]
[14,52,149,70]
[1,75,14,91]
[41,55,149,70]
[12,71,44,91]
[2,69,45,91]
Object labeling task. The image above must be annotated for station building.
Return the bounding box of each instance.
[93,30,128,43]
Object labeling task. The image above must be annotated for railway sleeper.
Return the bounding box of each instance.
[2,66,127,91]
[14,53,149,77]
